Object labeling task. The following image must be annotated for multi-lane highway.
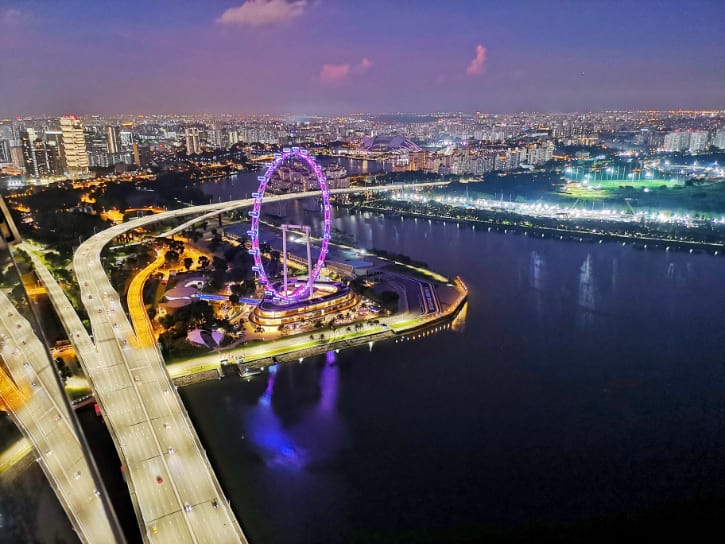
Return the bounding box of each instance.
[0,290,120,543]
[30,246,246,543]
[23,182,445,542]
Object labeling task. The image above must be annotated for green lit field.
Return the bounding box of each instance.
[561,179,684,199]
[585,179,682,189]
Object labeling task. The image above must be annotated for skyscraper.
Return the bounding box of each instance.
[688,130,708,152]
[713,129,725,150]
[663,131,690,152]
[185,127,201,155]
[60,115,89,177]
[0,140,10,165]
[21,129,62,178]
[119,129,133,147]
[105,126,120,154]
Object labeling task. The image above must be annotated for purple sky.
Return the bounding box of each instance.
[1,0,723,116]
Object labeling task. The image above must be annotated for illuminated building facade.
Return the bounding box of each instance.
[59,115,89,177]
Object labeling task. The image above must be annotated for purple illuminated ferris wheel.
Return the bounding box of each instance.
[247,147,331,302]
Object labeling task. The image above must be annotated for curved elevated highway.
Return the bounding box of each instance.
[29,246,246,543]
[0,290,120,543]
[31,182,444,542]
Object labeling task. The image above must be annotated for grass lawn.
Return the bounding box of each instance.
[588,178,683,190]
[560,179,684,200]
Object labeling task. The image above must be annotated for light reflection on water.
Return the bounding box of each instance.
[182,200,725,544]
[243,360,347,471]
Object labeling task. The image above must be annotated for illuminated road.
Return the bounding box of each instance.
[127,249,166,348]
[0,290,119,543]
[160,182,449,238]
[29,247,245,543]
[0,436,32,474]
[30,182,445,543]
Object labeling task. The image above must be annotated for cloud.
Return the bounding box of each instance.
[320,57,373,85]
[466,44,487,76]
[320,63,351,84]
[357,57,373,72]
[217,0,307,27]
[1,9,22,24]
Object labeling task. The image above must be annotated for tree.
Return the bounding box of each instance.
[164,250,180,263]
[54,358,72,383]
[183,257,193,270]
[209,235,221,251]
[229,294,239,304]
[198,255,210,269]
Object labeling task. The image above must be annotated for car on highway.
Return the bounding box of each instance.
[156,475,163,484]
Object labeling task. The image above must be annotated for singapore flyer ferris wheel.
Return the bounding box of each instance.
[248,147,331,303]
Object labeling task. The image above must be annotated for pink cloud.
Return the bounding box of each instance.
[320,63,351,84]
[217,0,307,27]
[466,44,487,76]
[357,57,373,72]
[320,57,373,84]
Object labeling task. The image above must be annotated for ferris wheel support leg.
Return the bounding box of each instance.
[306,231,312,299]
[282,225,288,296]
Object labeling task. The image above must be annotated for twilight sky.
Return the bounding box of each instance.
[1,0,723,116]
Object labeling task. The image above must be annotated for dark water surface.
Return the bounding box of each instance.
[182,193,725,542]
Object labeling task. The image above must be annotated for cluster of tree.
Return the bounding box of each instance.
[228,280,256,303]
[164,249,180,264]
[11,202,109,257]
[157,299,237,361]
[158,300,213,330]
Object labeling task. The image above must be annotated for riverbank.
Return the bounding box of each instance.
[348,202,725,255]
[164,275,468,386]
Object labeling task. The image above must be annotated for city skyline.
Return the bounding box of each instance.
[1,0,723,116]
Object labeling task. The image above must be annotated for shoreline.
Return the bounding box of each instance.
[347,203,725,255]
[167,276,469,387]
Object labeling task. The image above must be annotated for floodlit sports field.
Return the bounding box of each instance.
[561,179,684,198]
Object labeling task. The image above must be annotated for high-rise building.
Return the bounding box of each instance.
[9,140,24,169]
[60,115,89,177]
[0,140,10,164]
[663,131,690,151]
[21,129,62,178]
[713,129,725,150]
[119,130,134,147]
[208,129,225,148]
[106,126,120,154]
[185,127,201,155]
[688,130,708,152]
[132,143,141,166]
[44,130,65,173]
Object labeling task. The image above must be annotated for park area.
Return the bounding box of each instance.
[561,178,683,199]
